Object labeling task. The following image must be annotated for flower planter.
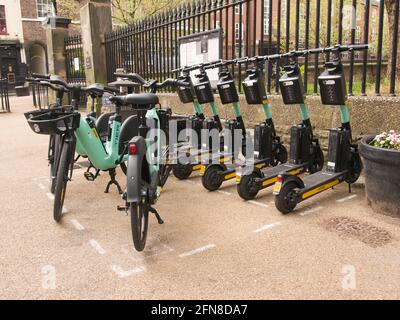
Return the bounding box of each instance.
[359,135,400,217]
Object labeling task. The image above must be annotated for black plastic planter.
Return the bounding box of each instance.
[359,135,400,217]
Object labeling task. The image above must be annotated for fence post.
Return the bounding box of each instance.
[44,16,71,104]
[80,0,112,113]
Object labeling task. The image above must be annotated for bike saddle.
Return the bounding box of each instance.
[85,83,105,96]
[110,93,159,106]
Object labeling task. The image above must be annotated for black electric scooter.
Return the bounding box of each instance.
[201,58,288,191]
[273,44,369,214]
[170,61,225,179]
[236,50,324,200]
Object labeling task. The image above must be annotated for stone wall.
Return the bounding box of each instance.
[158,93,400,150]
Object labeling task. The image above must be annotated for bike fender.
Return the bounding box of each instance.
[280,173,305,189]
[126,136,147,203]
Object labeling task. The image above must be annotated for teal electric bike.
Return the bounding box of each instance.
[110,74,191,251]
[26,76,137,221]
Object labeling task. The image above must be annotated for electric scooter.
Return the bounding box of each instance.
[236,50,324,200]
[200,58,287,191]
[273,44,369,214]
[169,62,226,179]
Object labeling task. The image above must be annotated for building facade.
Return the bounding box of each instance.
[0,0,80,86]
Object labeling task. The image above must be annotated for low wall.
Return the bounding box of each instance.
[159,93,400,151]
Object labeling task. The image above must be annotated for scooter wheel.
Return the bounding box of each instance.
[272,143,288,166]
[202,165,224,191]
[345,150,362,184]
[130,202,149,252]
[237,172,259,200]
[172,164,193,180]
[309,144,324,173]
[274,181,299,214]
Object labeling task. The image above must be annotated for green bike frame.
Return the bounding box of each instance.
[73,112,127,170]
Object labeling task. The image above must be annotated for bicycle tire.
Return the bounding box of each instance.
[53,141,71,222]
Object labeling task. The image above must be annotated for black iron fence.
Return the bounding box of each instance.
[104,0,400,96]
[0,79,10,112]
[64,35,87,107]
[65,35,86,85]
[30,82,49,109]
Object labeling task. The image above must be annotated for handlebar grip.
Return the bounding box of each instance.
[308,48,325,55]
[31,73,51,79]
[104,86,119,94]
[114,72,148,85]
[349,44,370,51]
[41,81,68,92]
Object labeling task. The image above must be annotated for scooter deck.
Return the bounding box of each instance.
[262,163,305,180]
[253,163,305,189]
[299,170,346,200]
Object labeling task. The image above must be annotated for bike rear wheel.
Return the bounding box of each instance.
[130,201,149,251]
[53,141,72,222]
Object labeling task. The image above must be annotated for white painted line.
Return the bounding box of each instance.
[46,192,55,200]
[300,206,324,216]
[62,207,68,214]
[248,200,269,208]
[179,244,216,258]
[75,164,84,169]
[336,194,358,203]
[38,183,45,190]
[253,221,282,233]
[89,239,106,255]
[217,190,232,195]
[184,180,195,184]
[70,219,85,231]
[111,265,145,278]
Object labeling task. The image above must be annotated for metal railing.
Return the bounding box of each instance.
[30,82,49,109]
[64,35,87,107]
[104,0,399,96]
[0,79,10,113]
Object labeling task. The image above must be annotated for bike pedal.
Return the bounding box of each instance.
[84,171,95,181]
[117,205,127,212]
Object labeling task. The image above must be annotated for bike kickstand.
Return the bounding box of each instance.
[104,168,123,194]
[149,206,164,224]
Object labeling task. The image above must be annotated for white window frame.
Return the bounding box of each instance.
[263,1,270,35]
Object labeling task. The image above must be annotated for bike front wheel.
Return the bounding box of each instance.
[130,202,149,251]
[53,141,72,222]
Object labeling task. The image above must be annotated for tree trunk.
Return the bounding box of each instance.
[385,0,400,82]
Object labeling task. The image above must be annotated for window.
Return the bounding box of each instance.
[263,1,270,35]
[0,6,7,34]
[37,0,54,18]
[235,23,243,40]
[355,26,361,44]
[234,0,240,14]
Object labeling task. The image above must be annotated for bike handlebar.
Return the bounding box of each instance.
[31,73,51,79]
[114,72,148,85]
[171,59,223,73]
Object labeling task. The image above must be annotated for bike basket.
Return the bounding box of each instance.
[24,106,67,120]
[27,111,81,135]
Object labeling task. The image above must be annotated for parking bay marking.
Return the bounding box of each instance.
[248,200,269,208]
[179,244,216,258]
[300,206,324,216]
[89,239,106,255]
[253,221,282,233]
[336,194,358,203]
[111,265,145,278]
[70,219,85,231]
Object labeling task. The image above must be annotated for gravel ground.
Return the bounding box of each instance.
[0,96,399,300]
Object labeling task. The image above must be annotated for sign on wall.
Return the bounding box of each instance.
[178,29,222,87]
